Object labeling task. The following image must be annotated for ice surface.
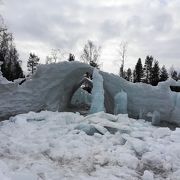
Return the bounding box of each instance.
[89,68,105,114]
[0,111,179,179]
[71,87,92,106]
[151,111,161,126]
[114,90,127,114]
[0,61,180,126]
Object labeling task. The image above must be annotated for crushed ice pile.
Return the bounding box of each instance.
[0,111,180,180]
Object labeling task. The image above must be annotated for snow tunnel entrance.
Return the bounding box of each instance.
[69,72,93,115]
[63,69,113,115]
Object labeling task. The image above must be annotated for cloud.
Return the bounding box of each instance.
[1,0,180,73]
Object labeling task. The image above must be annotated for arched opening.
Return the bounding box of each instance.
[68,73,93,115]
[54,68,114,115]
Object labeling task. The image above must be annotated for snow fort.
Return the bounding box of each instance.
[0,61,180,126]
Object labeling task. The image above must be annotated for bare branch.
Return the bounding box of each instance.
[118,41,128,77]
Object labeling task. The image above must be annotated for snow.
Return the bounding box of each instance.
[0,111,180,179]
[142,170,154,180]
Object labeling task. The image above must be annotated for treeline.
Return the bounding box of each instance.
[122,56,180,85]
[0,25,24,81]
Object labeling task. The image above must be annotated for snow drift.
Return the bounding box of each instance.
[0,61,179,125]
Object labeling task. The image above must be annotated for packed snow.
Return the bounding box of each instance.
[0,111,180,180]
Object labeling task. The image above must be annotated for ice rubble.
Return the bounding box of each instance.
[0,111,180,179]
[0,61,179,125]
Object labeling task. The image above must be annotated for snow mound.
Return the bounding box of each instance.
[0,111,180,179]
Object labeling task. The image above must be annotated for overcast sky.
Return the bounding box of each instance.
[1,0,180,73]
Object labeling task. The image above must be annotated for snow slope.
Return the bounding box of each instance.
[0,111,180,180]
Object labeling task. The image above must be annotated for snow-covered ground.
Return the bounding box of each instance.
[0,111,180,180]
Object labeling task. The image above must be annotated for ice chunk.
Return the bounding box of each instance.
[11,172,38,180]
[75,123,103,135]
[117,153,139,169]
[142,170,154,180]
[114,90,127,115]
[85,111,118,122]
[151,111,160,126]
[125,137,148,156]
[152,128,171,139]
[89,68,105,114]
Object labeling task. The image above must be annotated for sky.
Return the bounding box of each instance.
[1,0,180,74]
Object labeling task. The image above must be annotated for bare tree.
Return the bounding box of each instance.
[118,42,128,78]
[81,40,101,68]
[46,49,67,64]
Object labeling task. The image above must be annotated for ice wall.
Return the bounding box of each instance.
[89,68,105,114]
[0,61,180,126]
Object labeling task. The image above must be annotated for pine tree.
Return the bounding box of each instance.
[159,65,168,82]
[134,58,143,82]
[14,61,24,79]
[0,30,24,81]
[171,70,178,81]
[143,56,153,84]
[151,60,160,86]
[68,53,75,61]
[27,53,40,74]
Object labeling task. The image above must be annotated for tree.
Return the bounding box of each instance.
[151,60,160,86]
[81,40,101,68]
[159,65,168,82]
[118,42,128,78]
[27,53,40,74]
[46,49,66,64]
[134,58,143,83]
[0,27,24,81]
[68,53,75,61]
[14,61,24,79]
[169,66,178,81]
[171,70,178,81]
[126,68,132,81]
[178,72,180,80]
[143,55,153,84]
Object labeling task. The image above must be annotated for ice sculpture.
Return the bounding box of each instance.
[89,68,105,114]
[151,111,161,126]
[114,90,127,115]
